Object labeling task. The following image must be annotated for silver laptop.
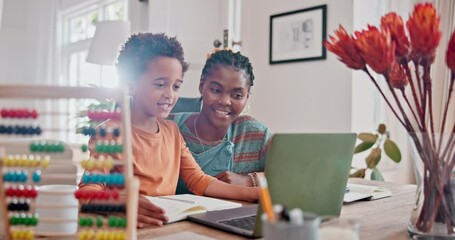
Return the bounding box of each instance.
[188,133,356,237]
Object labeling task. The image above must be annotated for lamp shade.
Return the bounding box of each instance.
[86,20,131,65]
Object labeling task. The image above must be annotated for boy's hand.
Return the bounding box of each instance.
[215,171,252,187]
[136,195,168,228]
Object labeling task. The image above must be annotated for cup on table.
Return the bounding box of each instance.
[35,184,79,236]
[318,218,359,240]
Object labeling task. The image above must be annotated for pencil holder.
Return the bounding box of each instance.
[262,212,320,240]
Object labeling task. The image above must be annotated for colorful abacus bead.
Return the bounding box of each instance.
[3,171,28,183]
[86,159,95,171]
[11,214,39,226]
[81,144,88,152]
[99,127,107,137]
[23,186,38,198]
[30,141,64,153]
[79,230,96,240]
[3,155,14,166]
[41,156,50,168]
[80,204,126,213]
[96,216,103,227]
[1,125,42,135]
[8,200,30,211]
[11,230,34,240]
[107,216,127,228]
[95,160,104,170]
[82,126,96,136]
[6,185,37,198]
[113,127,120,137]
[32,170,41,183]
[105,158,114,170]
[0,108,38,119]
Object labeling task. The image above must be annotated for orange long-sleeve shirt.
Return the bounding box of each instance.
[78,118,215,196]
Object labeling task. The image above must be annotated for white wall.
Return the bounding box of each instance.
[0,0,27,83]
[0,0,56,85]
[242,0,354,133]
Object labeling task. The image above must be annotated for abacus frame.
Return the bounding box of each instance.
[0,84,139,240]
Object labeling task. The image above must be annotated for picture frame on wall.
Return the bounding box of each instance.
[269,5,327,64]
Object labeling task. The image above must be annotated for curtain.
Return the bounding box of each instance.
[432,0,455,134]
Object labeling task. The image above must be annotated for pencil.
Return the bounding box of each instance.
[257,174,275,223]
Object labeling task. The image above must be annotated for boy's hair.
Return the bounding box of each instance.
[201,50,255,87]
[117,33,189,84]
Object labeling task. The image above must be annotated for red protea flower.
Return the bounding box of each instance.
[407,3,441,60]
[324,25,365,70]
[389,62,408,90]
[381,12,410,60]
[446,31,455,73]
[355,25,395,74]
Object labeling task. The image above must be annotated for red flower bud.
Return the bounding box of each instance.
[406,3,441,61]
[324,25,365,70]
[389,63,408,90]
[446,31,455,73]
[381,13,410,60]
[355,25,395,74]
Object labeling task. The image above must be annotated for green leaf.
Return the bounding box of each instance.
[358,133,378,143]
[384,139,401,163]
[349,168,366,178]
[371,168,385,181]
[366,147,382,168]
[354,142,374,153]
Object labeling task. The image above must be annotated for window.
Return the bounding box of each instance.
[59,0,127,143]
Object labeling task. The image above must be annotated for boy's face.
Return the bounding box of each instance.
[132,56,183,119]
[199,66,250,129]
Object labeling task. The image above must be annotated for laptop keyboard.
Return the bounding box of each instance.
[219,215,256,231]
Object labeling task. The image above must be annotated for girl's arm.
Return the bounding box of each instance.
[204,179,259,202]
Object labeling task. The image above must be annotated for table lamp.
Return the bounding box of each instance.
[86,20,131,66]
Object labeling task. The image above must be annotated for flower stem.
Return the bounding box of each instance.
[384,75,417,134]
[363,68,407,130]
[414,60,426,118]
[401,89,423,130]
[402,61,423,118]
[422,62,437,149]
[445,124,455,170]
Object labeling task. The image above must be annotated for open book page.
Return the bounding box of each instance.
[153,231,216,240]
[146,197,206,223]
[163,194,242,211]
[344,183,392,203]
[146,194,242,223]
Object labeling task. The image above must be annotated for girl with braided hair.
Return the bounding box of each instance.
[171,50,272,194]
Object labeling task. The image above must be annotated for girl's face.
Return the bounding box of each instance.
[131,56,183,119]
[199,66,250,128]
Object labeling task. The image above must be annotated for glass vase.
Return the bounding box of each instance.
[408,133,455,238]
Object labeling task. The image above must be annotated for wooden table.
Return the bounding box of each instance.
[138,179,416,239]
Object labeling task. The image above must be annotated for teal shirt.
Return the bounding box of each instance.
[171,112,272,194]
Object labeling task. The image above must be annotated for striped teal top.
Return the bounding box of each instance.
[171,112,272,173]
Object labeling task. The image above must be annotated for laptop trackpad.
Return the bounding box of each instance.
[188,204,258,236]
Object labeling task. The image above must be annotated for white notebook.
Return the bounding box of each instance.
[343,183,392,203]
[153,231,216,240]
[146,194,242,223]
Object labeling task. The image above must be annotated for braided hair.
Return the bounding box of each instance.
[201,50,255,87]
[117,33,189,84]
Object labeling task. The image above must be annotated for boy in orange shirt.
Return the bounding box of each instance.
[78,33,258,227]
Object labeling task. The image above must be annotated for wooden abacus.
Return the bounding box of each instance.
[0,84,139,240]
